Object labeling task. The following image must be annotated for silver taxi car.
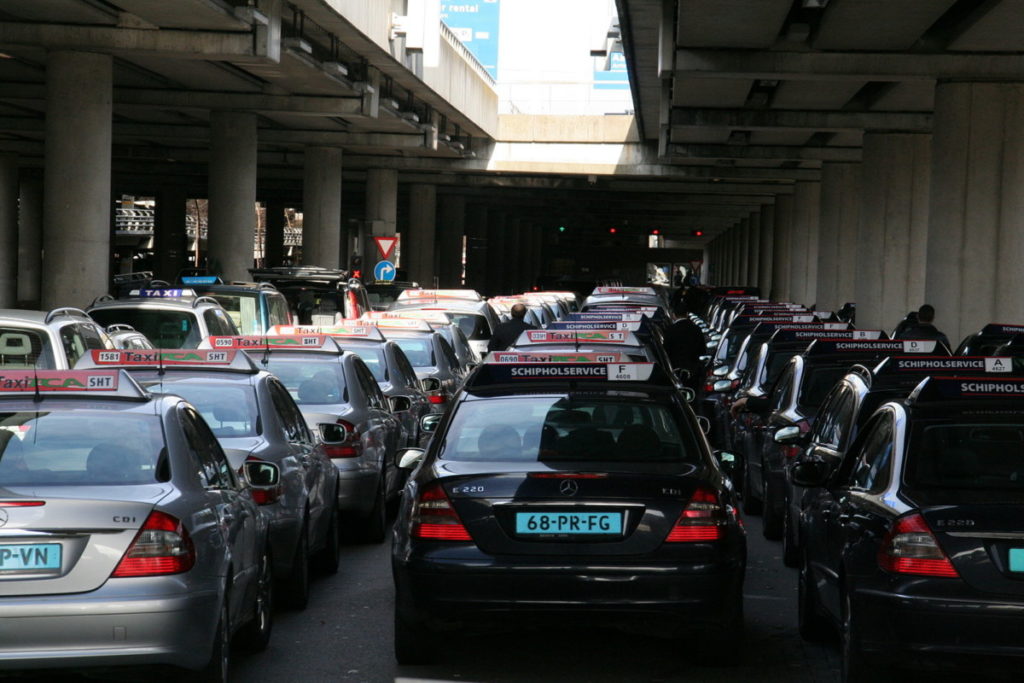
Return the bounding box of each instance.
[80,348,340,610]
[0,307,113,369]
[373,319,466,408]
[202,335,403,543]
[0,369,275,679]
[87,286,239,348]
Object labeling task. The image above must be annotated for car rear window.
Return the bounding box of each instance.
[0,328,54,369]
[263,358,348,405]
[448,313,491,340]
[210,293,261,334]
[798,366,851,412]
[341,346,387,382]
[393,338,435,368]
[439,396,699,463]
[905,421,1024,498]
[0,410,166,486]
[89,309,200,348]
[146,381,260,437]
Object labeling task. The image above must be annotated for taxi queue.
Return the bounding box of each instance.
[1,278,1023,682]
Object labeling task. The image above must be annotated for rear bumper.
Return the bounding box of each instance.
[394,550,744,629]
[857,586,1024,663]
[0,580,219,671]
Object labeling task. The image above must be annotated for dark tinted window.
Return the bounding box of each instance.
[440,395,699,463]
[848,416,893,493]
[89,309,201,348]
[798,365,852,413]
[181,407,235,489]
[905,421,1024,496]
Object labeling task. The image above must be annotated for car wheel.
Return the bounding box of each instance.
[238,547,274,652]
[798,555,830,642]
[394,603,435,665]
[360,478,388,544]
[741,456,762,515]
[315,505,341,575]
[197,592,231,683]
[761,471,783,540]
[281,522,310,610]
[782,505,800,567]
[841,589,896,683]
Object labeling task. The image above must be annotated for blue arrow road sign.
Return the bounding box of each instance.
[374,260,396,282]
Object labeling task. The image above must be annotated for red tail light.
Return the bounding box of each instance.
[665,486,735,542]
[411,483,472,541]
[879,513,959,578]
[0,501,45,507]
[325,419,362,458]
[782,445,802,459]
[112,511,196,577]
[428,393,446,405]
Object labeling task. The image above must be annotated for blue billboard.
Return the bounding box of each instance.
[441,1,501,80]
[594,51,629,90]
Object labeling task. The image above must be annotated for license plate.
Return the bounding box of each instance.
[515,511,622,535]
[0,543,62,573]
[1009,548,1024,572]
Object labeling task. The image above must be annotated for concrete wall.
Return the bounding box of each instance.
[423,28,499,138]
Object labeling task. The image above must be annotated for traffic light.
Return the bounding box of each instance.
[691,230,705,237]
[609,227,617,234]
[651,229,660,235]
[558,225,566,233]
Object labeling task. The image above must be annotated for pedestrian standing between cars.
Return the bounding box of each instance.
[663,317,705,392]
[487,303,536,352]
[893,304,951,350]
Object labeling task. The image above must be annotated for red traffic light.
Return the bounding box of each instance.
[651,229,660,235]
[691,230,704,237]
[609,228,617,234]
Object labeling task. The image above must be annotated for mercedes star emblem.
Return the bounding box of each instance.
[0,508,8,528]
[559,479,579,497]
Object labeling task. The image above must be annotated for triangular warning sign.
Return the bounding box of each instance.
[374,236,397,260]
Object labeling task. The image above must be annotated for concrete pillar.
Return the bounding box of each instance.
[0,154,18,307]
[789,181,821,307]
[42,51,112,309]
[926,81,1024,344]
[363,168,398,271]
[154,186,188,282]
[264,199,286,268]
[485,211,506,295]
[723,229,733,283]
[817,162,862,314]
[758,205,774,297]
[17,177,42,306]
[746,212,761,288]
[207,111,257,282]
[302,146,342,268]
[464,203,488,291]
[437,194,466,287]
[737,218,750,285]
[407,183,437,287]
[856,133,930,331]
[772,195,794,302]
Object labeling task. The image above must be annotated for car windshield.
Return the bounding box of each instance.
[145,381,259,437]
[209,293,261,334]
[340,346,387,382]
[393,338,435,368]
[263,358,348,405]
[90,308,201,348]
[439,395,699,463]
[904,421,1024,500]
[0,327,55,369]
[0,410,166,486]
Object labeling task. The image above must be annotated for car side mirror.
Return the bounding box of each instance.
[713,379,733,393]
[398,448,425,469]
[774,425,802,444]
[790,458,833,488]
[421,377,441,392]
[698,355,711,364]
[242,461,282,505]
[318,422,348,444]
[420,414,443,434]
[705,340,718,349]
[389,395,412,413]
[714,450,737,477]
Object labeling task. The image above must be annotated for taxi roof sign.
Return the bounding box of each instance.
[515,329,641,347]
[397,288,482,302]
[591,286,657,296]
[567,312,644,323]
[488,351,627,363]
[770,329,886,344]
[202,335,342,353]
[365,310,452,325]
[548,321,642,332]
[78,348,257,373]
[130,288,196,299]
[909,376,1024,404]
[270,322,386,341]
[0,369,147,400]
[804,339,945,358]
[873,356,1019,384]
[979,323,1024,336]
[371,318,434,332]
[468,362,665,388]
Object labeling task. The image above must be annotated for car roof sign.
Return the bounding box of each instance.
[468,362,664,388]
[874,356,1019,385]
[131,288,196,299]
[804,339,945,357]
[372,318,434,332]
[591,286,657,296]
[269,322,386,341]
[203,335,341,352]
[78,348,257,373]
[979,323,1024,336]
[567,312,644,323]
[548,321,642,332]
[0,369,147,400]
[366,310,451,325]
[515,329,640,347]
[770,329,886,343]
[490,351,627,363]
[909,376,1024,404]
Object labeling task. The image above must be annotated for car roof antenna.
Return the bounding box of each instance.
[262,335,271,367]
[31,364,42,404]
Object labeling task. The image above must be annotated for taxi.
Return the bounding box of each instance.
[80,347,340,609]
[508,329,657,365]
[203,335,402,543]
[372,318,467,405]
[0,370,275,678]
[87,287,239,348]
[954,322,1024,355]
[0,307,113,369]
[366,310,480,370]
[387,295,499,357]
[391,357,745,664]
[182,276,293,335]
[794,375,1024,681]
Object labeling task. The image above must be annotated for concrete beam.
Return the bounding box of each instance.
[672,144,862,162]
[675,49,1024,82]
[670,108,932,132]
[0,22,270,60]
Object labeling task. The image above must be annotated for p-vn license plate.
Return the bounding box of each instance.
[516,511,622,535]
[0,543,62,573]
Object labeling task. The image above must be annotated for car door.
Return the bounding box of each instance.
[181,406,258,621]
[267,379,324,528]
[393,345,429,446]
[353,358,399,493]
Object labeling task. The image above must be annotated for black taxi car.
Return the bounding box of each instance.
[391,357,745,664]
[794,374,1024,682]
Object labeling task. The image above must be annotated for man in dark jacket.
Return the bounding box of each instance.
[487,303,536,352]
[893,304,951,350]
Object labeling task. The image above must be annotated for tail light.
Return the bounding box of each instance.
[112,511,195,577]
[878,513,959,578]
[411,483,472,541]
[665,486,736,542]
[782,445,802,459]
[0,501,45,507]
[428,393,446,405]
[324,419,362,458]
